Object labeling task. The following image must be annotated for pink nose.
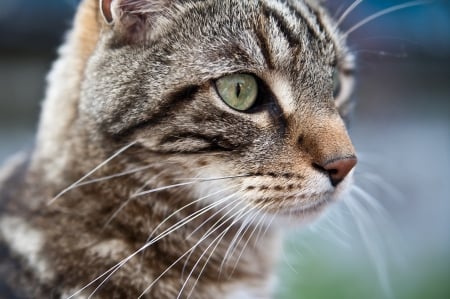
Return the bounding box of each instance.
[322,157,357,186]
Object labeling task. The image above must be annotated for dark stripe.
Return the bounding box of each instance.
[255,26,275,70]
[112,85,199,138]
[159,132,238,153]
[256,80,289,138]
[298,1,327,38]
[283,0,331,44]
[286,1,335,48]
[261,3,300,48]
[309,7,326,37]
[282,1,307,27]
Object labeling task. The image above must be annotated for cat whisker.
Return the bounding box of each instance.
[75,165,155,188]
[179,194,243,279]
[172,173,252,181]
[254,210,275,248]
[313,219,350,250]
[344,1,431,36]
[281,242,299,275]
[152,184,240,245]
[103,170,171,228]
[218,209,256,275]
[317,210,352,248]
[182,205,263,299]
[48,141,138,205]
[183,188,243,243]
[133,174,250,198]
[229,211,268,278]
[220,205,266,278]
[350,49,409,58]
[218,208,264,277]
[140,204,256,299]
[135,168,175,194]
[179,206,256,298]
[356,171,404,203]
[132,181,201,197]
[95,195,240,297]
[336,0,363,27]
[69,190,240,299]
[226,209,277,280]
[350,185,388,218]
[344,194,392,296]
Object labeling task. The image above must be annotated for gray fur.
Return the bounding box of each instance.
[0,0,356,298]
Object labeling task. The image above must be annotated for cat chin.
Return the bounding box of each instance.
[256,174,356,227]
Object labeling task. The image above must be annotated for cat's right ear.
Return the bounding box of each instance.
[99,0,170,44]
[100,0,114,24]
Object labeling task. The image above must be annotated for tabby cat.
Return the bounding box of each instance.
[0,0,357,298]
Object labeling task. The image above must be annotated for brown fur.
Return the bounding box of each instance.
[0,0,356,298]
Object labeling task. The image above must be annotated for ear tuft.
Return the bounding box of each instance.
[100,0,171,43]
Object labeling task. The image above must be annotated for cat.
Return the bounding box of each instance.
[0,0,357,298]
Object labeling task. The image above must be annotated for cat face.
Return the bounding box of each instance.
[80,0,356,222]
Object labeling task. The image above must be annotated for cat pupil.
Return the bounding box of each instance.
[236,83,242,98]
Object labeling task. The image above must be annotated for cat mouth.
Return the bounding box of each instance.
[277,191,335,216]
[253,192,335,217]
[282,198,333,216]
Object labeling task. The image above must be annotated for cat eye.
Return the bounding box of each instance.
[332,69,341,99]
[215,74,258,111]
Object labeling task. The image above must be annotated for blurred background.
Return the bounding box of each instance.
[0,0,449,298]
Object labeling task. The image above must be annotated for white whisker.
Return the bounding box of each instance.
[68,190,238,299]
[281,244,299,275]
[230,211,267,277]
[351,185,388,217]
[75,165,154,188]
[181,195,244,279]
[172,174,251,181]
[185,189,242,241]
[336,0,363,27]
[344,197,392,297]
[345,1,431,36]
[132,174,248,198]
[141,204,254,299]
[103,170,170,228]
[357,172,404,203]
[219,209,256,274]
[48,141,138,205]
[182,205,261,299]
[132,181,200,198]
[153,184,240,243]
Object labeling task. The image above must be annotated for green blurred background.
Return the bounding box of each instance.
[0,0,449,298]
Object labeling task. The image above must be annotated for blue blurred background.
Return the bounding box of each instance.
[0,0,449,298]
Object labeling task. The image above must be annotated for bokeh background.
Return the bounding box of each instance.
[0,0,449,298]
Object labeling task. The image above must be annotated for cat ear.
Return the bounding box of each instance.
[100,0,114,24]
[99,0,170,43]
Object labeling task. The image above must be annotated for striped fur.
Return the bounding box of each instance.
[0,0,356,298]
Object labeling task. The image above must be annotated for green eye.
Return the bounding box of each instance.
[216,74,258,111]
[332,69,341,99]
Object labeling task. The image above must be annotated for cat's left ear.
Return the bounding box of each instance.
[99,0,171,43]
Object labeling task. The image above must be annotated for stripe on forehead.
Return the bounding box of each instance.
[261,0,328,42]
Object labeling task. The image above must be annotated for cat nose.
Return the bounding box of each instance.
[321,157,357,186]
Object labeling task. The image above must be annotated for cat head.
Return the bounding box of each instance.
[40,0,357,223]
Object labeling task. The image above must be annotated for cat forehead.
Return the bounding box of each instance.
[149,0,349,70]
[174,0,343,47]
